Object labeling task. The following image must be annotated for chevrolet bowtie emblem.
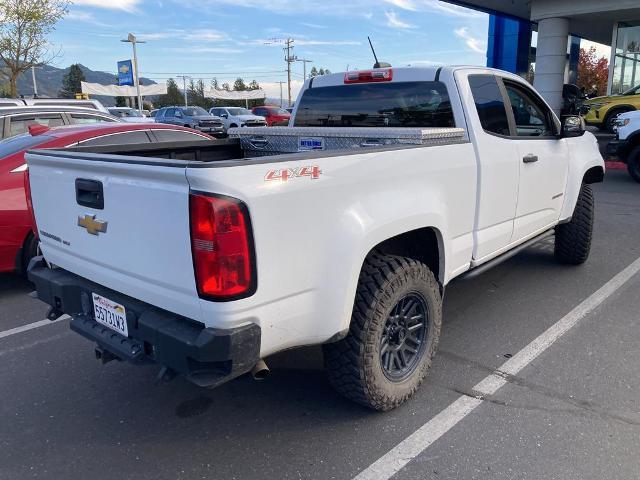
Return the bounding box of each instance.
[77,214,108,235]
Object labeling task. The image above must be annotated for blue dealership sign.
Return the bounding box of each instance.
[117,60,134,86]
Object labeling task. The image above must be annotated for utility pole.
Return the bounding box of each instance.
[294,57,313,80]
[31,66,38,97]
[265,37,295,106]
[283,38,294,106]
[277,81,285,107]
[177,75,190,106]
[121,33,146,112]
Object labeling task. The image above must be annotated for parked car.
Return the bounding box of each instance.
[149,109,158,118]
[24,97,109,113]
[0,122,212,274]
[580,83,640,133]
[107,107,155,123]
[0,106,119,140]
[606,110,640,182]
[252,106,291,126]
[209,107,266,130]
[26,66,604,410]
[155,106,225,137]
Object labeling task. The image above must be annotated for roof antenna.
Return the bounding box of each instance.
[368,36,391,69]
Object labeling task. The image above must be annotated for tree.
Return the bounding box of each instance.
[0,0,69,97]
[59,64,84,98]
[221,82,231,91]
[310,67,331,77]
[233,78,247,91]
[577,46,609,96]
[115,96,127,107]
[248,79,260,90]
[156,78,184,107]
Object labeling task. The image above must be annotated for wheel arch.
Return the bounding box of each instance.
[583,165,605,184]
[365,227,445,287]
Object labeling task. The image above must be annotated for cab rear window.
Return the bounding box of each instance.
[293,81,454,128]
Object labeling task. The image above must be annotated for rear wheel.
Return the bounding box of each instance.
[323,253,442,411]
[627,146,640,183]
[20,233,38,275]
[555,184,594,265]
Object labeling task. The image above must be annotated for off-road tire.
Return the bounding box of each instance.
[627,146,640,183]
[555,184,594,265]
[323,253,442,411]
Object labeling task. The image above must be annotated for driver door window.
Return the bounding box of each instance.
[504,83,555,137]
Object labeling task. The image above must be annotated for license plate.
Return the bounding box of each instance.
[92,293,128,337]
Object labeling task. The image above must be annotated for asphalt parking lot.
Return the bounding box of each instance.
[1,168,639,480]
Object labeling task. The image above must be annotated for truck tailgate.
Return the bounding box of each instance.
[26,150,202,322]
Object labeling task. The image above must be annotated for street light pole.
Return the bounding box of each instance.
[294,58,313,80]
[121,33,146,112]
[177,75,190,106]
[31,66,38,97]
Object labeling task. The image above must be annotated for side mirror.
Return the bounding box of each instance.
[560,115,585,138]
[221,113,228,118]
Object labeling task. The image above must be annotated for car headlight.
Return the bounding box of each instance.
[615,118,631,127]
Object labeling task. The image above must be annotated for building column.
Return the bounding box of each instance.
[533,17,569,116]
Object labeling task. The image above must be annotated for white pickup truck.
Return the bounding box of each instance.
[27,66,604,410]
[608,110,640,182]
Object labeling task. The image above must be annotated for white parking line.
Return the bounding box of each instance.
[354,256,640,480]
[0,315,69,340]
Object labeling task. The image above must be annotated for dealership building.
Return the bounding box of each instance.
[448,0,640,113]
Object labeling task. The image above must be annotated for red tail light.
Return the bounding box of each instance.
[24,167,39,239]
[189,192,256,300]
[344,68,393,84]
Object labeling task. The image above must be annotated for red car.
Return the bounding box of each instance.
[252,106,291,126]
[0,122,211,274]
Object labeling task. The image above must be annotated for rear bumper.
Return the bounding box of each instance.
[28,257,261,387]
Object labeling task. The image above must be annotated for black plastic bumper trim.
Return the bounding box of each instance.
[27,257,261,387]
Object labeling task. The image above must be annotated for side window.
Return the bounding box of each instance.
[504,82,555,137]
[468,75,510,136]
[152,129,209,142]
[80,131,151,147]
[165,108,175,117]
[69,114,117,125]
[9,114,65,137]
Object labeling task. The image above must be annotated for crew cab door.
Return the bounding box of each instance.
[501,79,569,241]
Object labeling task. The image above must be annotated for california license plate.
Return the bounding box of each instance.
[92,293,128,337]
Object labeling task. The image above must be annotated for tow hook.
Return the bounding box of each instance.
[46,306,64,321]
[95,346,118,364]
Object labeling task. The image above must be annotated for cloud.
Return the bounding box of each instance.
[249,38,361,47]
[72,0,142,12]
[383,0,417,10]
[385,10,415,29]
[454,27,486,53]
[135,29,229,43]
[300,22,327,29]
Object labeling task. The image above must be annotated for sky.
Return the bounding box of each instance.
[49,0,611,100]
[49,0,493,99]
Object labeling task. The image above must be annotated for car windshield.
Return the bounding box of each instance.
[227,108,252,115]
[182,107,209,116]
[0,133,52,158]
[622,84,640,95]
[110,108,142,118]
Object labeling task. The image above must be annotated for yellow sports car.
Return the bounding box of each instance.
[581,84,640,132]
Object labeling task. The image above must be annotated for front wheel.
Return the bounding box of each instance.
[555,184,594,265]
[323,253,442,411]
[627,146,640,183]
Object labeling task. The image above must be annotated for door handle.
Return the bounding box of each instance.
[523,154,539,163]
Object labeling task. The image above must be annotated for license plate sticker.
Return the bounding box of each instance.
[92,293,128,337]
[298,137,324,151]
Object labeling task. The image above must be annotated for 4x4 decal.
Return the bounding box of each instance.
[265,166,322,182]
